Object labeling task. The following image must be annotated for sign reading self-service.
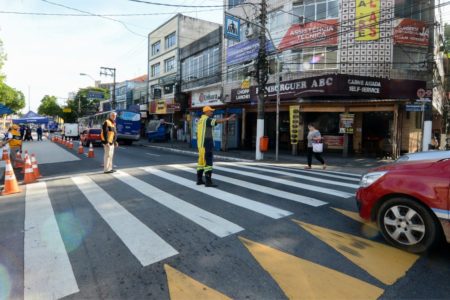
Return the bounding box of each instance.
[290,105,300,144]
[355,0,380,41]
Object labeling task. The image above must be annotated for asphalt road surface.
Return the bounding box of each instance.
[0,139,449,299]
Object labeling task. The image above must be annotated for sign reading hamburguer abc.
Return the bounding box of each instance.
[289,106,300,144]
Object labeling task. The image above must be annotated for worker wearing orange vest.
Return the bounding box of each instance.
[7,124,24,168]
[101,112,118,173]
[197,106,235,187]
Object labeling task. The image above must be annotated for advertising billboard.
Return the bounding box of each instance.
[394,19,429,46]
[355,0,380,41]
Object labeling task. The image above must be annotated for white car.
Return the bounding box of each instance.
[396,150,450,162]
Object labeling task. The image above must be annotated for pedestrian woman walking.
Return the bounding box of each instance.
[305,123,326,170]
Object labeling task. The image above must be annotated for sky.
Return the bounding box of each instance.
[1,1,450,113]
[0,0,224,112]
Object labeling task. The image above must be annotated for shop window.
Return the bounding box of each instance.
[293,0,339,22]
[227,62,252,83]
[151,85,161,99]
[395,0,427,21]
[164,84,174,94]
[268,10,288,31]
[393,45,427,70]
[289,46,338,71]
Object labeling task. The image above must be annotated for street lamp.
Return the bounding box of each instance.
[79,73,96,86]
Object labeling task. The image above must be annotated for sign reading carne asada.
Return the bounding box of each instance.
[230,74,425,102]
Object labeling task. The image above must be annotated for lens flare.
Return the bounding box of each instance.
[41,211,90,254]
[360,222,379,239]
[310,53,325,64]
[0,264,12,300]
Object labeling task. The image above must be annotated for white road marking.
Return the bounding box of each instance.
[72,176,178,266]
[141,166,292,219]
[119,147,127,150]
[146,153,161,156]
[213,165,354,199]
[24,182,79,299]
[220,163,359,189]
[113,171,243,237]
[172,164,326,207]
[261,164,361,182]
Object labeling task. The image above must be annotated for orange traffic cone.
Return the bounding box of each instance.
[2,159,22,196]
[78,141,84,154]
[46,132,49,139]
[1,148,8,161]
[87,142,95,158]
[15,151,24,169]
[21,153,29,174]
[51,135,55,143]
[31,154,42,178]
[70,139,74,149]
[23,155,36,184]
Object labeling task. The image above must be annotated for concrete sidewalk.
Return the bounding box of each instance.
[135,139,395,175]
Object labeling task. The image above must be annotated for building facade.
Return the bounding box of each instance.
[147,14,221,132]
[222,0,446,157]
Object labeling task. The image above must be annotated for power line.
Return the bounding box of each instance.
[40,0,147,37]
[0,9,223,17]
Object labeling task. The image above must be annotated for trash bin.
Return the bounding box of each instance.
[260,136,269,152]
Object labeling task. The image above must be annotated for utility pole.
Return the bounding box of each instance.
[255,0,268,160]
[423,2,435,151]
[100,67,116,110]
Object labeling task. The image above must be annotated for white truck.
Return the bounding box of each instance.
[63,123,79,139]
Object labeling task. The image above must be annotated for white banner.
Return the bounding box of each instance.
[191,89,222,107]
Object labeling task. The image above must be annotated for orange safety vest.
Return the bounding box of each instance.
[101,119,116,144]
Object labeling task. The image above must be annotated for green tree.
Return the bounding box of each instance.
[0,83,26,112]
[445,23,450,56]
[0,37,6,84]
[38,95,62,118]
[62,87,109,123]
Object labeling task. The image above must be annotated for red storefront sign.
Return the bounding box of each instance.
[394,18,428,46]
[278,19,338,51]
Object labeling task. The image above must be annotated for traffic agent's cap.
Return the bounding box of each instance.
[203,106,215,113]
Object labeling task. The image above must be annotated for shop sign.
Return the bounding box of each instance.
[191,89,222,107]
[394,19,428,46]
[289,106,300,144]
[155,100,166,114]
[230,74,426,103]
[323,135,344,150]
[278,19,338,51]
[226,38,275,66]
[225,15,240,41]
[167,103,181,111]
[339,113,355,134]
[63,108,71,113]
[406,104,423,112]
[355,0,380,41]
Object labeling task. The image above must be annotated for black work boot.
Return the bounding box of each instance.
[196,170,205,185]
[204,171,218,187]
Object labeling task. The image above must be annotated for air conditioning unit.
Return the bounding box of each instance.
[245,26,254,38]
[295,16,305,25]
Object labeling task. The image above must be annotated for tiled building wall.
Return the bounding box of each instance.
[339,0,394,78]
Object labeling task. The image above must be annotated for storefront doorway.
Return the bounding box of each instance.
[362,111,393,156]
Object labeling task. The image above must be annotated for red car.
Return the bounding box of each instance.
[356,158,450,253]
[80,128,102,146]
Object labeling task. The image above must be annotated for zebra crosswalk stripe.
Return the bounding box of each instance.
[171,164,327,207]
[113,171,244,237]
[261,164,361,182]
[24,182,79,299]
[213,165,354,199]
[221,163,359,189]
[72,176,178,266]
[141,166,292,219]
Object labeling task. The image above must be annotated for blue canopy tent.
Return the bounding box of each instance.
[0,103,14,115]
[13,111,48,124]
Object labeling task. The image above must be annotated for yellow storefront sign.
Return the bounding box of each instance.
[289,105,300,145]
[355,0,380,41]
[63,108,71,113]
[156,100,167,114]
[241,78,250,89]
